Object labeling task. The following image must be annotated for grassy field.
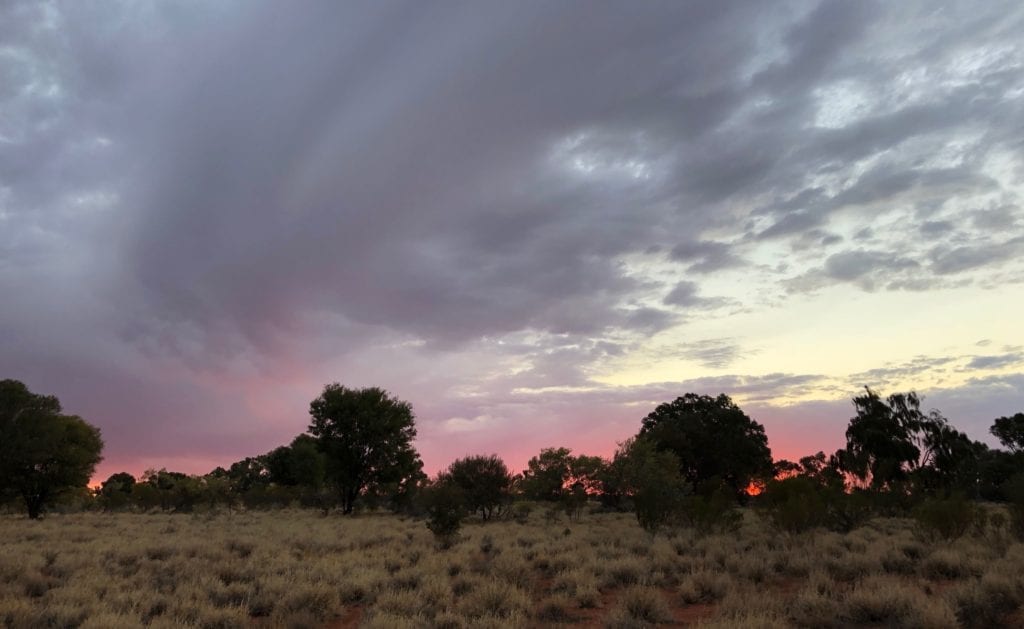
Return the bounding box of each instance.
[1,508,1022,628]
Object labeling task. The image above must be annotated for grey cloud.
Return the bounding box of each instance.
[920,220,955,236]
[966,353,1024,370]
[676,339,745,370]
[929,237,1024,275]
[3,0,1024,474]
[824,250,919,283]
[669,240,745,274]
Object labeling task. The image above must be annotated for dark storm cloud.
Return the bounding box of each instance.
[3,0,1024,473]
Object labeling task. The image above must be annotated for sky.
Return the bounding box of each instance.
[2,1,1023,482]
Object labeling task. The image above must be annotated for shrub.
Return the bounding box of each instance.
[913,495,980,540]
[763,477,827,533]
[678,569,731,604]
[420,480,466,548]
[606,586,671,627]
[948,573,1021,628]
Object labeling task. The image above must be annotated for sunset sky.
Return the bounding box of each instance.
[2,1,1023,482]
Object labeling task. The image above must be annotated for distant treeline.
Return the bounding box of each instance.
[2,379,1023,540]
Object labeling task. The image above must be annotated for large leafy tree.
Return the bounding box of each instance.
[444,454,512,521]
[308,384,422,515]
[0,379,104,519]
[992,413,1024,453]
[638,393,773,499]
[835,388,955,491]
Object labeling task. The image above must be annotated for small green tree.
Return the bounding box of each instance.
[0,380,104,519]
[445,454,512,521]
[520,447,573,501]
[98,472,136,511]
[612,437,685,535]
[421,476,467,548]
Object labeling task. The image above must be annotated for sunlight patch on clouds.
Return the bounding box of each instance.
[812,80,874,129]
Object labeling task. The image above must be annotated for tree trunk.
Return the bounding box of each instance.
[24,495,43,520]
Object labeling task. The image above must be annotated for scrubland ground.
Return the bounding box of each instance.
[1,508,1022,628]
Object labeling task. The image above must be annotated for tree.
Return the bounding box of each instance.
[266,434,326,489]
[611,437,685,534]
[519,447,608,504]
[98,472,136,511]
[0,379,104,519]
[638,393,773,499]
[308,384,423,515]
[445,454,512,521]
[420,476,466,548]
[520,447,573,501]
[992,413,1024,453]
[835,388,946,490]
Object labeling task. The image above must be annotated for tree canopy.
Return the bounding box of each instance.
[308,384,423,514]
[992,413,1024,453]
[0,379,104,519]
[443,454,513,521]
[638,393,773,499]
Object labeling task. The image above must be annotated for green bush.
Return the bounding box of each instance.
[681,480,741,534]
[1003,474,1024,540]
[913,494,980,540]
[421,481,466,548]
[763,477,827,533]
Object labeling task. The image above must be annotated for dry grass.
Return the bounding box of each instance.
[0,507,1021,627]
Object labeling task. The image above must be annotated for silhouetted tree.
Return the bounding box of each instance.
[520,447,573,501]
[266,434,326,488]
[445,454,512,521]
[141,468,202,512]
[611,437,684,535]
[638,393,773,500]
[98,472,136,510]
[0,379,104,519]
[421,475,466,548]
[992,413,1024,453]
[227,456,269,494]
[308,384,422,515]
[835,388,950,491]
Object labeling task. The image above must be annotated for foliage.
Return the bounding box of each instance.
[265,434,326,488]
[991,413,1024,453]
[836,388,933,490]
[519,447,573,501]
[638,393,773,499]
[420,477,466,547]
[98,472,136,511]
[680,479,742,533]
[1003,473,1024,540]
[763,476,829,533]
[913,494,982,540]
[610,437,685,535]
[0,379,104,519]
[308,384,423,515]
[445,454,512,521]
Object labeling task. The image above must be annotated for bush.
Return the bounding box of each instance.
[913,495,980,540]
[680,480,741,534]
[1002,474,1024,540]
[420,481,466,548]
[763,477,827,533]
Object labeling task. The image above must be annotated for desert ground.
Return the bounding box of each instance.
[1,508,1022,628]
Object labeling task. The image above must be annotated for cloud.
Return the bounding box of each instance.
[2,0,1023,477]
[674,339,746,370]
[966,353,1024,370]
